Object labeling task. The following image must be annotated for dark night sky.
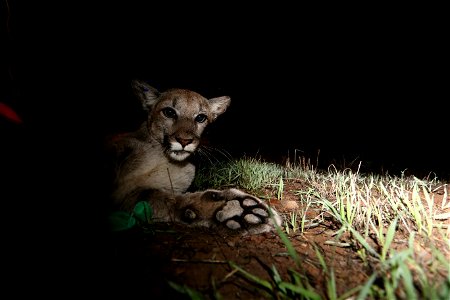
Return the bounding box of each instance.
[2,2,448,179]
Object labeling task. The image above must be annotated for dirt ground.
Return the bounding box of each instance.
[105,181,449,299]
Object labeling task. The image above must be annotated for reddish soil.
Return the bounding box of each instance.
[107,181,449,299]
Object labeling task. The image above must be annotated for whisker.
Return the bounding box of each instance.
[195,145,233,167]
[196,147,215,165]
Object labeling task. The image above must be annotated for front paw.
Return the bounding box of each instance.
[212,188,282,234]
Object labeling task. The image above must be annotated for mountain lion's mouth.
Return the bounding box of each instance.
[169,150,192,161]
[172,150,190,155]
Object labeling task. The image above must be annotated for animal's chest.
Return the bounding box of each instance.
[131,150,195,193]
[150,162,195,193]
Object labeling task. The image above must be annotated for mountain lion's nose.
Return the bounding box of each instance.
[176,137,193,147]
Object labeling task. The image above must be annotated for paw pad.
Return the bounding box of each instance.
[216,196,273,231]
[252,208,268,217]
[243,199,257,206]
[244,214,261,224]
[216,200,243,222]
[225,220,241,230]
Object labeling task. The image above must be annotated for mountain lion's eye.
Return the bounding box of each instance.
[162,107,177,119]
[195,114,207,123]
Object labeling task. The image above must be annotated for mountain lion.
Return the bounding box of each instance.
[106,80,282,234]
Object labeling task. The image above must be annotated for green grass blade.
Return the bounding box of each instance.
[278,282,321,300]
[349,227,380,258]
[314,244,328,273]
[381,217,398,261]
[168,281,205,300]
[356,273,377,300]
[399,263,417,300]
[228,261,273,291]
[327,268,337,300]
[271,264,282,286]
[274,219,301,267]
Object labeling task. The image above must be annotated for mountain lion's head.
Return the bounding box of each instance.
[131,80,231,162]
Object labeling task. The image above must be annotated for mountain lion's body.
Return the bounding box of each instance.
[106,80,281,234]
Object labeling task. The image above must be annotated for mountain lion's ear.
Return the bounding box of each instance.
[208,96,231,121]
[131,80,160,111]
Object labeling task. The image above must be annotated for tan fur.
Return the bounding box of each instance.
[106,80,281,234]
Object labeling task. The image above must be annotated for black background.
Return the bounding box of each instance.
[3,3,448,179]
[1,2,448,295]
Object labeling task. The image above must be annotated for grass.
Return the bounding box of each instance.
[193,156,284,194]
[188,155,450,299]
